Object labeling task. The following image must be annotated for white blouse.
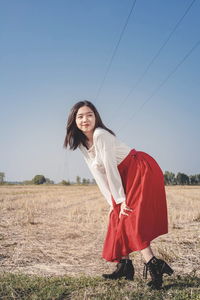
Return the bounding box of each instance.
[79,127,131,206]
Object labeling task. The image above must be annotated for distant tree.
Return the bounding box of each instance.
[44,178,54,184]
[0,172,5,184]
[92,178,96,185]
[82,178,90,185]
[82,178,87,185]
[176,173,189,185]
[32,175,46,185]
[195,174,200,185]
[164,171,176,185]
[76,176,81,185]
[61,180,71,185]
[189,175,198,185]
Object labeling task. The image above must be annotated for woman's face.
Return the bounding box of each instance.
[75,106,96,135]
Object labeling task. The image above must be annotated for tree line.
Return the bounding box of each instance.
[1,171,200,186]
[0,173,94,186]
[164,171,200,185]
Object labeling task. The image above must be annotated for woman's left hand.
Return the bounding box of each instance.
[119,201,133,217]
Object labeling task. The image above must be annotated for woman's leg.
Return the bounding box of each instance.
[140,245,154,263]
[140,244,174,289]
[122,255,129,259]
[102,254,134,280]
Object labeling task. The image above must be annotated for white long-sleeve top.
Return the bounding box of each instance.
[79,127,131,206]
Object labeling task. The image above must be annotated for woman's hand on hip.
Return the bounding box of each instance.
[120,201,133,217]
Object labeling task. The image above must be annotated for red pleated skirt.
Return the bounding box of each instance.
[102,149,168,262]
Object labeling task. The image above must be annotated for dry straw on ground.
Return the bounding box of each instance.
[0,185,199,278]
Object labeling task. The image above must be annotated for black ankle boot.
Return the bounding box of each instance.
[102,259,134,280]
[143,256,174,290]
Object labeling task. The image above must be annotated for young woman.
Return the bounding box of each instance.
[64,100,173,290]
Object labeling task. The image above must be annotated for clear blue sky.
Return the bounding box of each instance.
[1,0,200,183]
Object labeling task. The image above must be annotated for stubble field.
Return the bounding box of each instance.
[0,184,200,299]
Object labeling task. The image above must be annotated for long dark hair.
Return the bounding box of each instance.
[63,100,115,150]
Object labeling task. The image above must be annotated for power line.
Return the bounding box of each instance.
[111,0,197,118]
[94,0,137,102]
[118,37,200,133]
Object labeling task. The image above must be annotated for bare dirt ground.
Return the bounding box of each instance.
[0,185,200,279]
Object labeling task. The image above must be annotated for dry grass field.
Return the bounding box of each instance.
[0,184,200,281]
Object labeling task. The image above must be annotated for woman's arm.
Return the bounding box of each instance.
[79,144,113,206]
[95,131,126,205]
[86,162,113,206]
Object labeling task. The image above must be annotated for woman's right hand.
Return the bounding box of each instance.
[119,201,133,217]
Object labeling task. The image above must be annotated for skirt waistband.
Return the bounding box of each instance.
[118,148,137,169]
